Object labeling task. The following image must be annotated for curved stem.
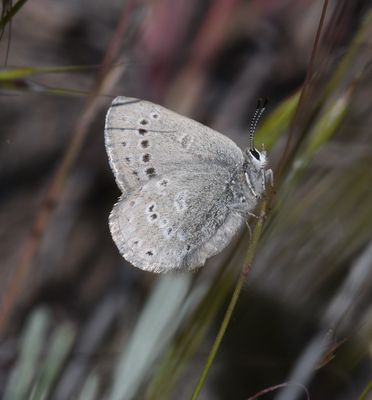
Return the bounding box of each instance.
[358,380,372,400]
[191,200,267,400]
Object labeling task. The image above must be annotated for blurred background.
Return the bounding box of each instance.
[1,0,372,399]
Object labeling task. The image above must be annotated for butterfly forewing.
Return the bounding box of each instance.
[104,97,244,195]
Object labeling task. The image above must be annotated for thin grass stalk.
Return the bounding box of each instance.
[247,382,310,400]
[146,250,240,399]
[0,0,28,32]
[358,380,372,400]
[190,2,331,396]
[276,0,329,182]
[190,199,267,400]
[146,221,262,399]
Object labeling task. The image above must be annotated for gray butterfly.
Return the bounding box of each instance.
[105,97,272,273]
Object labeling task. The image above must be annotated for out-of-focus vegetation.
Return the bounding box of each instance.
[0,1,371,399]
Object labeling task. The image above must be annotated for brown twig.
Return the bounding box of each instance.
[247,382,310,400]
[191,2,331,397]
[276,0,329,182]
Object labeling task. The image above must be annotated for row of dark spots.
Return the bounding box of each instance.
[141,98,156,259]
[138,121,150,173]
[121,141,153,177]
[120,116,157,179]
[141,113,156,259]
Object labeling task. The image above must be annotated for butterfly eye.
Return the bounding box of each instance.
[250,148,260,160]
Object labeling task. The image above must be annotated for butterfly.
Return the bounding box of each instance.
[105,97,272,272]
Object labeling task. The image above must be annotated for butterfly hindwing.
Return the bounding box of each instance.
[109,166,245,272]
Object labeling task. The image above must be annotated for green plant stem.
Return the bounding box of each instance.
[358,380,372,400]
[191,201,267,400]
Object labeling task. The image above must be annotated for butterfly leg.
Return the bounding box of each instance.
[261,170,266,193]
[265,169,274,187]
[245,220,252,239]
[245,172,258,198]
[228,206,255,240]
[229,203,259,219]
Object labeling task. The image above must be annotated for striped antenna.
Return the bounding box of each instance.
[249,98,268,149]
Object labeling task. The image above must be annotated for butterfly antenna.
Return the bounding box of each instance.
[249,97,268,150]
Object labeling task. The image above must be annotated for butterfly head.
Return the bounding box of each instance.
[245,146,267,169]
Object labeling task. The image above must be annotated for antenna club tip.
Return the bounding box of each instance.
[256,97,269,109]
